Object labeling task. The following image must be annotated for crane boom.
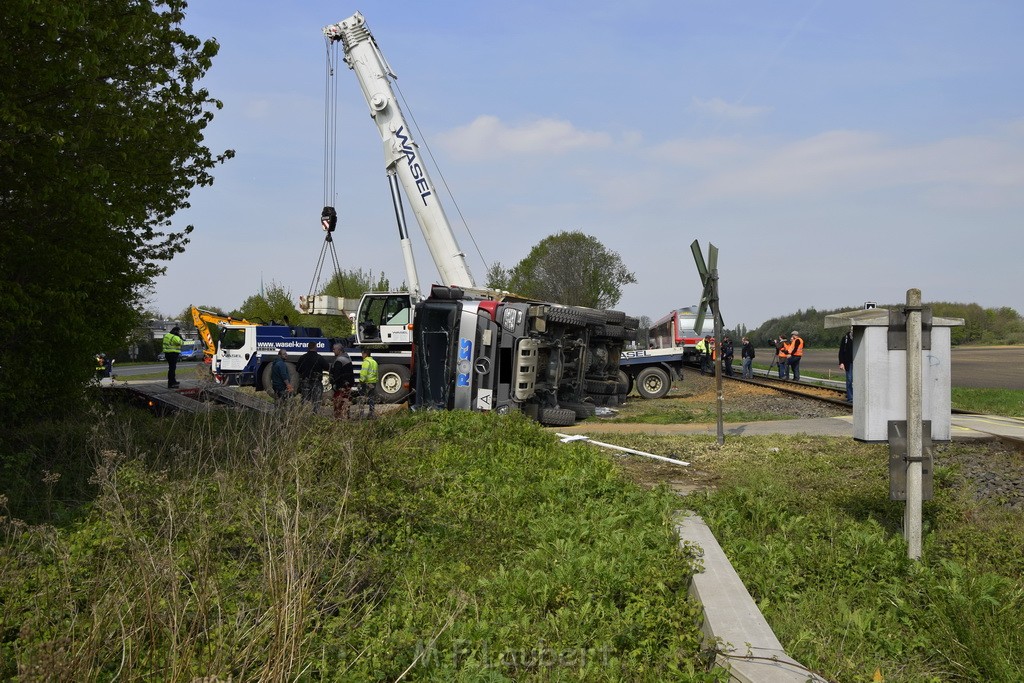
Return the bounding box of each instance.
[323,12,476,289]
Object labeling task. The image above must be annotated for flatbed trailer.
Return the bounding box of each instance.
[101,382,276,416]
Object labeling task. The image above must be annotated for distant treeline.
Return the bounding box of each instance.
[737,302,1024,348]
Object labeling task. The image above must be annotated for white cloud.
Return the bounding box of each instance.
[691,97,772,120]
[438,115,612,161]
[673,125,1024,207]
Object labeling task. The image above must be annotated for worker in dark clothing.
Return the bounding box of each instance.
[721,336,735,377]
[741,337,755,379]
[296,341,330,413]
[839,329,854,403]
[162,326,183,388]
[330,343,355,420]
[271,349,293,403]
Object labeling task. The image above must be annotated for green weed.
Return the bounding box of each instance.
[648,435,1024,683]
[1,406,715,681]
[951,387,1024,417]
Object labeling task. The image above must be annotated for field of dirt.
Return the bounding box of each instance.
[764,346,1024,390]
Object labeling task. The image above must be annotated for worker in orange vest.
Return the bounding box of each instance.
[776,335,791,379]
[788,330,805,381]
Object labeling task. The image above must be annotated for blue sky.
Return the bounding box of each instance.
[154,1,1024,331]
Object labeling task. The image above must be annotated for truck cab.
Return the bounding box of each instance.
[413,287,633,425]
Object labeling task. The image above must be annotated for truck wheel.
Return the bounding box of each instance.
[603,309,626,324]
[538,407,577,426]
[584,379,617,395]
[636,366,671,399]
[560,401,596,419]
[546,306,583,326]
[573,307,607,325]
[594,324,626,339]
[617,370,633,395]
[375,364,411,403]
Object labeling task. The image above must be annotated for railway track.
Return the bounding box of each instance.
[720,373,853,409]
[720,372,981,416]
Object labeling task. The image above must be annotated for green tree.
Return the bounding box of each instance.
[319,268,391,298]
[232,283,300,324]
[507,231,636,308]
[636,315,653,349]
[484,262,511,290]
[233,283,352,339]
[0,0,232,424]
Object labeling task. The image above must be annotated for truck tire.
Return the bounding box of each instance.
[584,379,617,395]
[617,370,633,395]
[636,366,671,399]
[560,401,596,419]
[603,309,627,324]
[375,364,411,403]
[538,407,577,426]
[592,324,626,339]
[573,307,607,325]
[623,315,640,330]
[260,361,299,394]
[546,306,583,326]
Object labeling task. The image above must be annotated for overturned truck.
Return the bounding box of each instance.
[413,286,639,426]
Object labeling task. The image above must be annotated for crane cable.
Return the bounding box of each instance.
[306,40,346,308]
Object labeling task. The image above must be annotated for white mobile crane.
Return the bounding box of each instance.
[312,11,483,348]
[323,11,475,293]
[318,13,645,423]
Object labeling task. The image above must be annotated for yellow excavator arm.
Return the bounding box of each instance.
[190,306,254,360]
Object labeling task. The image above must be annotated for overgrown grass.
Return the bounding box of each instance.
[952,387,1024,417]
[0,406,719,681]
[609,433,1024,682]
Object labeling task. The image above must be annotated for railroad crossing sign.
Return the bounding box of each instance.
[691,239,726,445]
[690,240,723,334]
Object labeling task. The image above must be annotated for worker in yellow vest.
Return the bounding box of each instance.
[359,348,379,418]
[162,326,183,388]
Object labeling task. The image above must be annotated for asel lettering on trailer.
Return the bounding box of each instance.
[456,337,472,387]
[394,126,432,206]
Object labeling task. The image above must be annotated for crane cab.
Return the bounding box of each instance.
[356,292,414,346]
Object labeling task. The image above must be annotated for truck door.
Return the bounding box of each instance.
[216,325,256,372]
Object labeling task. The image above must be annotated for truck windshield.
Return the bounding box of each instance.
[220,328,247,351]
[413,302,459,409]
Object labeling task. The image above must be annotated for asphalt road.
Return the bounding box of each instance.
[764,347,1024,390]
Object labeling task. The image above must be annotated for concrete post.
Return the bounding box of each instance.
[905,289,923,560]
